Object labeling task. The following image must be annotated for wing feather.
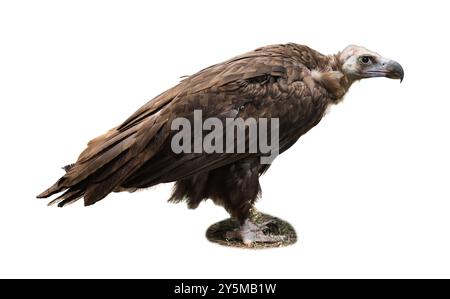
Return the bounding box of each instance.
[38,43,328,206]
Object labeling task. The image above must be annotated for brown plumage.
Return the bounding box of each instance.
[37,43,403,244]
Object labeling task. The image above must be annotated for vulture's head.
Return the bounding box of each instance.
[339,45,404,82]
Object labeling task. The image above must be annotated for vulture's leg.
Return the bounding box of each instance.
[209,158,287,246]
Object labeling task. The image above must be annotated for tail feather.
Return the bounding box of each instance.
[37,119,168,206]
[83,125,168,206]
[57,190,85,207]
[47,187,84,207]
[36,178,66,199]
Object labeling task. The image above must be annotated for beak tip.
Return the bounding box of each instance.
[385,60,404,83]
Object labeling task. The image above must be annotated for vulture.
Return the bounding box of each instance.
[37,43,404,245]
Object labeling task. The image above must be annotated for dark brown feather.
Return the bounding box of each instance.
[38,43,349,218]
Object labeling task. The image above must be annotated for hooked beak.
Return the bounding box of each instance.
[365,58,404,83]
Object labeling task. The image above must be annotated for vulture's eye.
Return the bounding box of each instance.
[359,56,372,65]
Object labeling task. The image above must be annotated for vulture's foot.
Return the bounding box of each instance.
[225,219,286,246]
[206,212,297,248]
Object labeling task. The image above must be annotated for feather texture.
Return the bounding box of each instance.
[37,43,351,218]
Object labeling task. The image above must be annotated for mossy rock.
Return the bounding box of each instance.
[206,212,297,249]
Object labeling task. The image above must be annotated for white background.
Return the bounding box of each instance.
[1,0,449,278]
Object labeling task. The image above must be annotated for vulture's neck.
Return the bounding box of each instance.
[310,54,352,104]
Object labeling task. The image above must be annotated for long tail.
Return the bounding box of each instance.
[37,113,168,207]
[36,166,85,207]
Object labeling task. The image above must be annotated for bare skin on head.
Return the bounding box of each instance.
[339,45,404,82]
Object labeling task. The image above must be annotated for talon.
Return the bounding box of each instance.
[243,238,253,247]
[224,219,287,245]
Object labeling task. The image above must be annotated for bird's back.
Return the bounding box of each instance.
[37,43,336,206]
